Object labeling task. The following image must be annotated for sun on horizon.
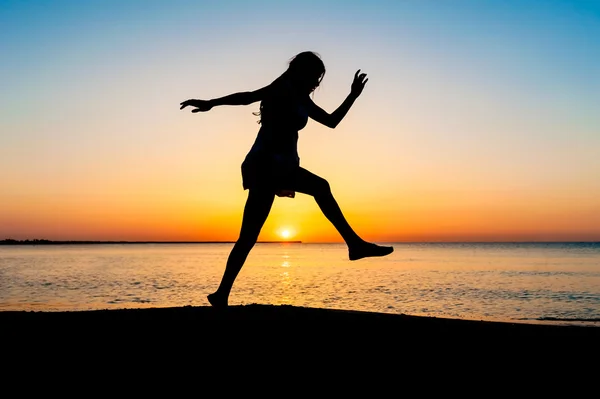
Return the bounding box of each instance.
[278,228,295,240]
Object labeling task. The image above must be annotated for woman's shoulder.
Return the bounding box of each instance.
[263,78,303,105]
[276,78,311,100]
[268,76,292,94]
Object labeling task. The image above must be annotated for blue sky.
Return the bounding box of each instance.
[1,0,599,241]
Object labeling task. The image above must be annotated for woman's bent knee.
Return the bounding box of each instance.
[314,177,331,196]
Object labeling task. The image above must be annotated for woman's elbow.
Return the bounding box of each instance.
[327,119,340,129]
[321,116,338,129]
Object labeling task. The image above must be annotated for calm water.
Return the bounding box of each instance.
[1,242,599,326]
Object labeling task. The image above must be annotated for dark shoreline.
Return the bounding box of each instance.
[0,240,302,245]
[4,305,599,369]
[3,239,600,245]
[3,304,598,336]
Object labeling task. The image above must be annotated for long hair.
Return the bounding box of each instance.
[253,51,326,124]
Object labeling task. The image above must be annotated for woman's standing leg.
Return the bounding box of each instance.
[208,189,275,307]
[291,167,393,260]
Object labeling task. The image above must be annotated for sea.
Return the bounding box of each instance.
[1,242,599,327]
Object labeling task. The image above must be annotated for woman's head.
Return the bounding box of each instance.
[253,51,326,124]
[286,51,326,94]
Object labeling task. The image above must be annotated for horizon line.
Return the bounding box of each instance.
[0,239,302,244]
[1,239,599,245]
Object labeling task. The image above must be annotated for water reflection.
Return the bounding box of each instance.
[279,257,292,304]
[2,243,599,324]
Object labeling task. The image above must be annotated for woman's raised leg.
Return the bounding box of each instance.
[291,167,393,260]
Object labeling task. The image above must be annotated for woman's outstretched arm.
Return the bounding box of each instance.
[306,70,368,128]
[180,85,271,113]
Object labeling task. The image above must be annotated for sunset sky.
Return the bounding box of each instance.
[1,0,599,243]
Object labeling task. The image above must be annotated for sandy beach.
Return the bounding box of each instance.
[3,304,599,385]
[4,304,597,340]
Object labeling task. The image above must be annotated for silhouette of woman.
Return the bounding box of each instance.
[180,51,393,307]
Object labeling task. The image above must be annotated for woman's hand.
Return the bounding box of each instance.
[179,99,213,113]
[350,69,368,98]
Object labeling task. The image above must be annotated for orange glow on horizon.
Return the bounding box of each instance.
[3,188,599,242]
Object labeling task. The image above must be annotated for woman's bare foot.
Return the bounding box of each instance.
[207,292,228,308]
[349,242,394,261]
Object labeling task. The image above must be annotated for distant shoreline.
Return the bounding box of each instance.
[0,239,302,245]
[2,239,598,246]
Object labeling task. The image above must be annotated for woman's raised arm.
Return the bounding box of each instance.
[306,70,367,128]
[180,85,271,113]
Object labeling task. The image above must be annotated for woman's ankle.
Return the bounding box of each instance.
[207,291,229,307]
